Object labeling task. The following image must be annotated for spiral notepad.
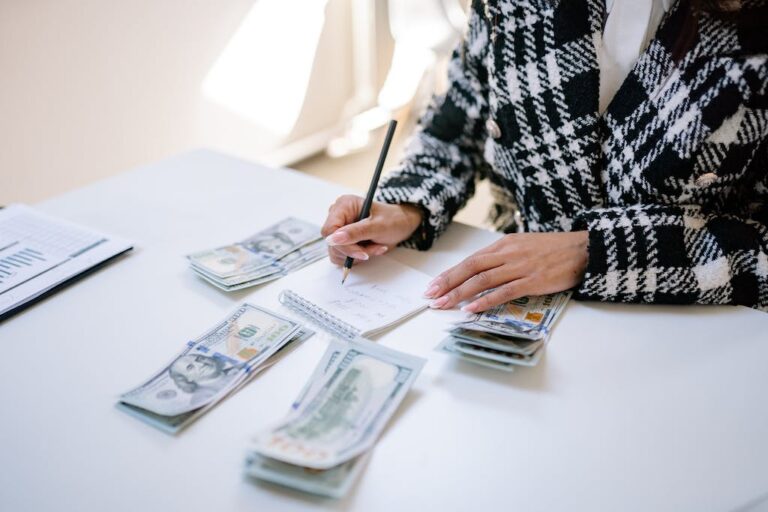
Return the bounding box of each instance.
[278,256,432,340]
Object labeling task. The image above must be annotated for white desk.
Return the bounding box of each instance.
[1,150,767,512]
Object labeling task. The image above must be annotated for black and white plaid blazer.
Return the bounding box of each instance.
[376,0,768,310]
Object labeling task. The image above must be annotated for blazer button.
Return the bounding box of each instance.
[695,172,718,187]
[486,118,502,139]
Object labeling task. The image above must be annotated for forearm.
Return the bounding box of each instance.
[376,0,491,250]
[573,203,768,310]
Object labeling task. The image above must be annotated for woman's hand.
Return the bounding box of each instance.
[321,195,423,265]
[425,231,589,313]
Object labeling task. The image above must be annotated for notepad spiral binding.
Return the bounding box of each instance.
[279,290,360,341]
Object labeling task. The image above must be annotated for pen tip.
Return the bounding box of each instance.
[341,267,350,285]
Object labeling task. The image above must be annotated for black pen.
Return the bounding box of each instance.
[342,119,398,284]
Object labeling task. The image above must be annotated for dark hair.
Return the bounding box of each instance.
[697,0,741,12]
[672,0,742,61]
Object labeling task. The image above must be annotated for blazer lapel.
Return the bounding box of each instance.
[602,0,683,120]
[599,0,767,205]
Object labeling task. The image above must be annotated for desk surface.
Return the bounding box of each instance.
[1,150,767,512]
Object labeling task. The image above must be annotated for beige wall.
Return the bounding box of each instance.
[0,0,359,205]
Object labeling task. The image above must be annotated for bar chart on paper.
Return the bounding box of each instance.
[0,205,132,319]
[0,244,62,293]
[0,208,108,293]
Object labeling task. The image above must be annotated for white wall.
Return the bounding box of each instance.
[0,0,360,204]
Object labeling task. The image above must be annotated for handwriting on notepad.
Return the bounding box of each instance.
[326,284,413,324]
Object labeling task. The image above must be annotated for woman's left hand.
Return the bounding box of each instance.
[424,231,589,313]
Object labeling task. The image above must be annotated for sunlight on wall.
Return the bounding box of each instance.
[202,0,329,137]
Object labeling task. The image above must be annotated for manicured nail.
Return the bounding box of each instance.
[423,284,440,298]
[326,231,349,246]
[429,296,449,309]
[374,246,388,256]
[461,303,478,313]
[353,252,369,260]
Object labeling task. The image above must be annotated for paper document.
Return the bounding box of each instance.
[0,204,132,320]
[279,256,431,339]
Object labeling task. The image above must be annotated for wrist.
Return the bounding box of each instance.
[571,230,589,275]
[399,204,424,232]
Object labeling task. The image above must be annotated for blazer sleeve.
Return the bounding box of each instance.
[573,157,768,310]
[375,0,491,250]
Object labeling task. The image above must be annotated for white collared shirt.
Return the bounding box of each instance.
[599,0,672,113]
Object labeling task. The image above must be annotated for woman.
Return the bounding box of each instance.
[322,0,768,312]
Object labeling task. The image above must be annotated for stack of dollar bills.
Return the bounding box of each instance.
[244,338,425,498]
[437,292,571,372]
[186,217,327,291]
[117,304,313,434]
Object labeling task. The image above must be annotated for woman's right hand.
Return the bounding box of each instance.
[321,195,423,266]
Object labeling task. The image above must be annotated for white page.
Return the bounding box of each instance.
[281,256,431,337]
[0,205,132,318]
[0,205,107,256]
[0,238,133,318]
[0,205,109,294]
[0,243,66,294]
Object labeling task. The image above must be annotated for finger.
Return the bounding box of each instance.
[321,195,362,237]
[328,246,366,266]
[331,242,389,260]
[360,243,388,257]
[329,246,348,266]
[461,278,533,313]
[326,217,387,246]
[428,265,518,310]
[425,252,507,299]
[321,206,347,238]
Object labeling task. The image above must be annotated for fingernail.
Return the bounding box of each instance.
[423,284,440,298]
[374,246,388,256]
[461,303,478,313]
[353,252,369,260]
[429,296,449,309]
[326,231,349,246]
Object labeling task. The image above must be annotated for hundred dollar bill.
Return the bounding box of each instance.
[192,239,327,291]
[440,292,571,371]
[187,217,321,279]
[244,451,370,499]
[443,336,542,367]
[249,338,425,470]
[118,304,306,433]
[448,327,543,356]
[193,239,327,285]
[436,336,516,372]
[456,291,571,340]
[119,328,314,434]
[244,341,367,498]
